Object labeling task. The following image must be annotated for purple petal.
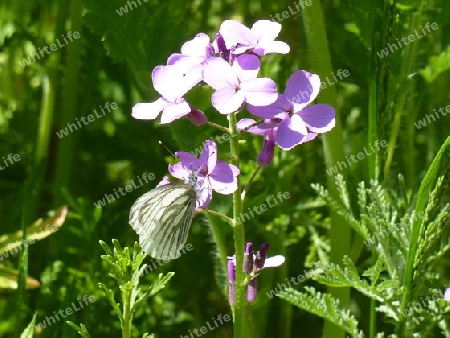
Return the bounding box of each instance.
[203,57,238,90]
[175,151,202,169]
[298,104,336,133]
[187,107,208,126]
[247,94,291,119]
[160,101,191,124]
[276,115,307,150]
[301,132,319,143]
[233,54,260,81]
[199,140,217,173]
[211,87,245,114]
[131,99,167,120]
[258,132,276,166]
[241,78,278,106]
[152,65,190,100]
[209,161,239,194]
[168,162,190,181]
[237,118,258,132]
[215,33,230,61]
[220,20,254,50]
[256,41,290,55]
[180,33,211,57]
[284,70,321,107]
[156,176,171,187]
[196,181,212,209]
[251,20,290,55]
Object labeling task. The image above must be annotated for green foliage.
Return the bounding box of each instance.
[420,44,450,84]
[68,240,174,337]
[278,286,364,337]
[1,0,450,337]
[289,169,450,336]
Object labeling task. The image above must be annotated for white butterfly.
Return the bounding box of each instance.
[129,173,199,260]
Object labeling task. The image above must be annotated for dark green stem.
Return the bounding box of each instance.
[228,112,246,338]
[301,3,349,338]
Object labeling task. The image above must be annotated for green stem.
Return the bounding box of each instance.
[53,0,82,205]
[228,112,246,338]
[301,3,349,338]
[122,289,131,338]
[207,121,230,133]
[198,209,234,226]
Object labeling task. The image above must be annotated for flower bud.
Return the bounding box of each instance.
[246,278,258,303]
[243,242,254,273]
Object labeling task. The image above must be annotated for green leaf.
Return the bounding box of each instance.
[66,321,92,338]
[0,206,67,255]
[278,286,363,337]
[419,44,450,83]
[20,314,36,338]
[0,264,40,290]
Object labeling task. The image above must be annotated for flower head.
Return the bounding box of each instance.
[203,54,278,114]
[132,64,206,125]
[245,70,336,150]
[167,140,240,209]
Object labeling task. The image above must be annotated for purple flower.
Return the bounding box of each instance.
[167,33,216,85]
[203,54,278,114]
[219,20,290,56]
[131,64,206,125]
[245,70,336,150]
[167,140,240,209]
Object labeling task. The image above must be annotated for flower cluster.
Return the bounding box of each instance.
[132,19,336,167]
[228,242,285,304]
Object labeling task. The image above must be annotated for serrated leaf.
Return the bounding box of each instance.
[278,286,363,336]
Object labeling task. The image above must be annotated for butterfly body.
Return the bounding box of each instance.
[129,182,197,260]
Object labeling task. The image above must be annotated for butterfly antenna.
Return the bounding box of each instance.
[158,140,177,158]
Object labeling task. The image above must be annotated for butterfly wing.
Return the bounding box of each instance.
[129,184,196,260]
